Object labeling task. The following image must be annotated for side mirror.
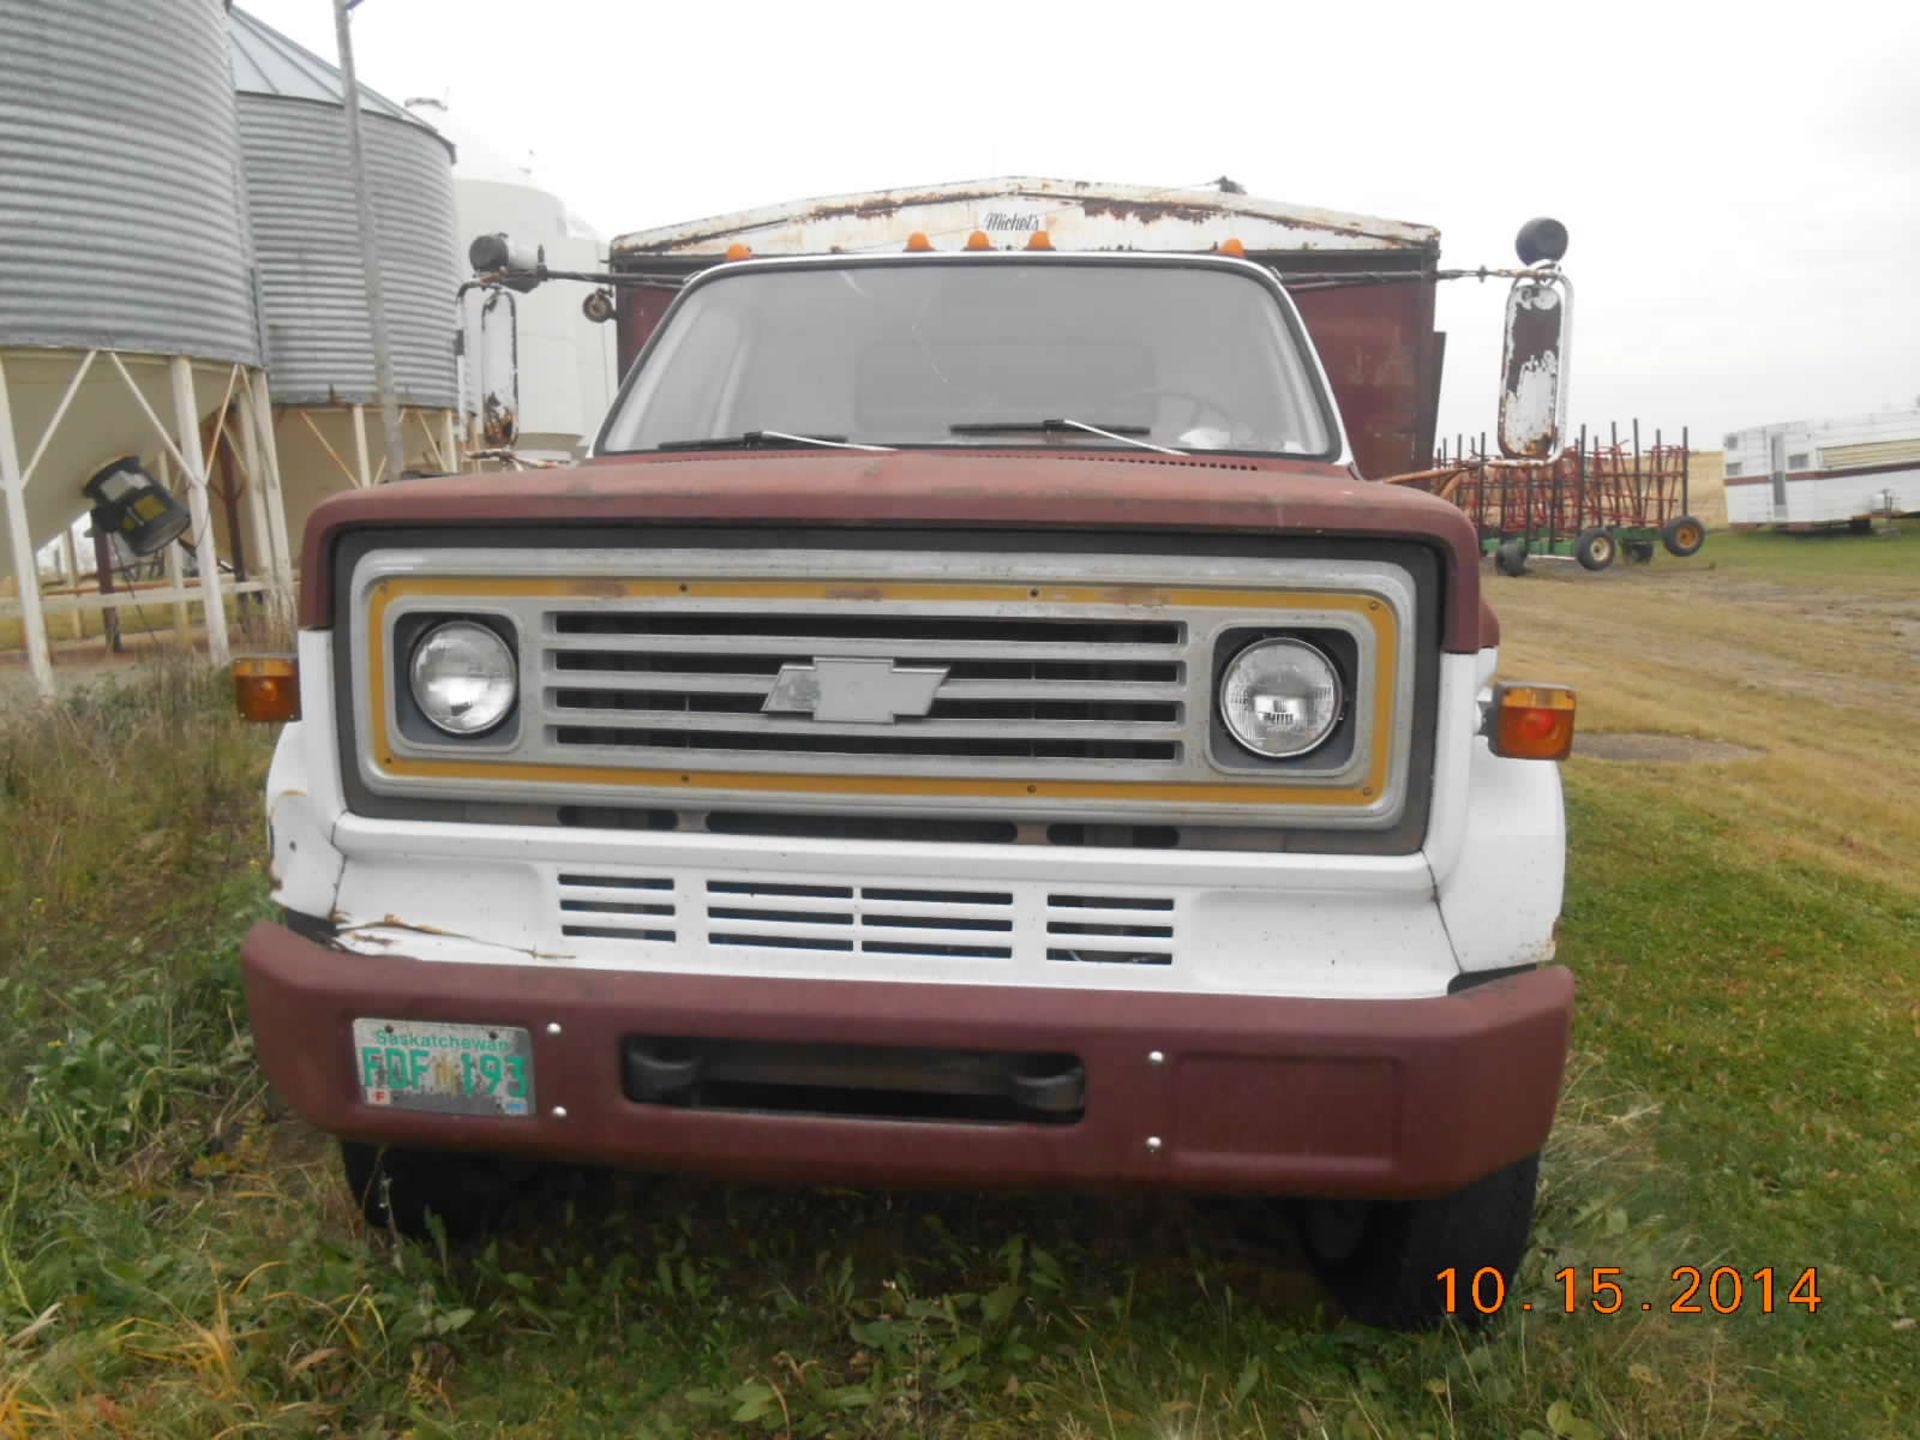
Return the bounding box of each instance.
[1497,275,1572,459]
[1498,218,1573,459]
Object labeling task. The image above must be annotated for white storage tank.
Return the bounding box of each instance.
[0,0,287,691]
[409,99,615,461]
[229,7,462,536]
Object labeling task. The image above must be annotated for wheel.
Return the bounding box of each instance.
[1848,516,1873,536]
[1661,515,1706,557]
[340,1140,530,1240]
[1494,539,1529,577]
[1296,1151,1540,1330]
[1574,527,1616,571]
[1624,538,1656,565]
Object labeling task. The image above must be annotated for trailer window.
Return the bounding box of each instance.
[599,261,1337,459]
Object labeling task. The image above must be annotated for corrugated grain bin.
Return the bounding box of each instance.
[230,7,458,410]
[227,6,461,548]
[0,0,261,582]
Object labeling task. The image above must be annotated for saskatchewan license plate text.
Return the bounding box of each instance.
[351,1018,535,1118]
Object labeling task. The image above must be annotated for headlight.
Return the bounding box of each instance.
[1218,637,1343,758]
[409,621,517,736]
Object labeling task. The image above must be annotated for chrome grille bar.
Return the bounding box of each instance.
[541,602,1191,768]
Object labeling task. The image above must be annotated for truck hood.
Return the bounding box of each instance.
[299,448,1492,651]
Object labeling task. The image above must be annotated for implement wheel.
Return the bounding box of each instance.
[1494,539,1529,577]
[1575,527,1616,571]
[1661,515,1706,557]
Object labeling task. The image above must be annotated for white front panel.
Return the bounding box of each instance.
[272,633,1557,1002]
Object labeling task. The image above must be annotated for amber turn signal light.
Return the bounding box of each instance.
[1024,231,1054,251]
[963,230,992,251]
[1219,237,1247,257]
[904,231,933,252]
[1488,683,1575,760]
[724,242,752,261]
[233,656,300,723]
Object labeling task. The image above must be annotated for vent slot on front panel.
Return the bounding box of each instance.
[556,873,676,943]
[1045,893,1176,965]
[705,880,1015,960]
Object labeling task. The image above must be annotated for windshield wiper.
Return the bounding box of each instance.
[948,418,1182,456]
[654,430,896,453]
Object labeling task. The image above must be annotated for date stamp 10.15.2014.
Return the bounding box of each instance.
[1438,1265,1824,1318]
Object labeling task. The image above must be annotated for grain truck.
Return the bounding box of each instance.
[238,179,1577,1328]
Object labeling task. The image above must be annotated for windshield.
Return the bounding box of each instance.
[598,261,1338,458]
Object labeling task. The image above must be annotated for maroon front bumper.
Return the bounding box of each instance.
[241,921,1572,1199]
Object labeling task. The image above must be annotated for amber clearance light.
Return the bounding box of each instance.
[233,656,300,723]
[1488,683,1575,760]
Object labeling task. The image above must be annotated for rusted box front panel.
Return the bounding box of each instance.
[614,284,679,386]
[1293,279,1440,481]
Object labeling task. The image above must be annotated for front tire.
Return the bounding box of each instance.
[340,1140,528,1240]
[1297,1151,1540,1329]
[1494,538,1529,577]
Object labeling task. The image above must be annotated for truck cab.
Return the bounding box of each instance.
[241,216,1575,1330]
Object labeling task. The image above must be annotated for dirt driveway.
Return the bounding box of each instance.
[1491,548,1920,896]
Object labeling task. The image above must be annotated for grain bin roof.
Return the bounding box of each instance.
[228,7,453,157]
[612,177,1439,259]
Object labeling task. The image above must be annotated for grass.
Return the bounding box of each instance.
[1688,527,1917,582]
[1,556,1916,1435]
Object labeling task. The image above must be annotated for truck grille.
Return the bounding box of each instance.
[355,546,1418,829]
[542,607,1191,772]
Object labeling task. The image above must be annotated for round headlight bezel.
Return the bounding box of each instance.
[408,619,519,738]
[1217,635,1345,760]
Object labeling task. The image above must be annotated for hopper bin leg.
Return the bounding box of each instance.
[0,355,55,697]
[169,356,229,667]
[243,372,294,625]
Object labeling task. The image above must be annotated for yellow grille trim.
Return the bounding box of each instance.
[365,576,1398,807]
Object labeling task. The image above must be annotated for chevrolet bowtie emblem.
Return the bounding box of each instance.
[762,657,949,724]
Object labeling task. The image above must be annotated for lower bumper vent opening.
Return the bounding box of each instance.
[622,1037,1085,1124]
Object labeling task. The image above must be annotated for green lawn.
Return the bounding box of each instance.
[2,650,1916,1435]
[1693,527,1917,581]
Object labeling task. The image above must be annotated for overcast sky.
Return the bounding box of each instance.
[247,0,1920,453]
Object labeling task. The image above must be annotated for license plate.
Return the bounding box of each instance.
[351,1018,535,1117]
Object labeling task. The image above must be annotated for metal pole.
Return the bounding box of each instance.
[59,528,84,640]
[157,450,191,643]
[0,354,54,696]
[246,370,295,621]
[352,403,373,488]
[169,355,230,666]
[93,527,121,656]
[233,413,275,623]
[333,0,407,488]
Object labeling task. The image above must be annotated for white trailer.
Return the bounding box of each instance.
[1723,408,1920,529]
